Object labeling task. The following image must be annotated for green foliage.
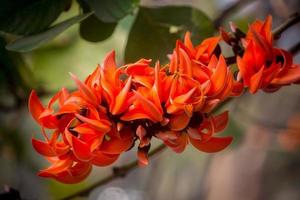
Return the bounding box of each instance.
[77,0,117,42]
[48,180,87,199]
[80,15,117,42]
[0,0,70,35]
[221,117,244,148]
[0,37,33,94]
[125,6,215,63]
[6,13,92,52]
[2,1,215,58]
[86,0,140,23]
[0,127,25,161]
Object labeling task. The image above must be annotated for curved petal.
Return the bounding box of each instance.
[91,151,119,166]
[164,132,188,153]
[169,113,190,131]
[28,90,45,123]
[209,55,227,95]
[38,158,73,176]
[111,76,132,115]
[70,73,99,105]
[54,162,92,184]
[32,138,56,157]
[189,136,233,153]
[133,91,163,122]
[212,111,229,133]
[249,66,264,93]
[65,129,93,161]
[272,65,300,85]
[75,114,111,133]
[100,129,133,154]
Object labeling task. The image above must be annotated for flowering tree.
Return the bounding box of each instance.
[1,0,300,199]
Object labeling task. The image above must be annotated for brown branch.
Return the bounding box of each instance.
[289,41,300,55]
[213,0,255,28]
[273,12,300,39]
[60,144,166,200]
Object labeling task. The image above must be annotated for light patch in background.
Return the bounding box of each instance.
[97,187,144,200]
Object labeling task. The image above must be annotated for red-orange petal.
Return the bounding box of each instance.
[54,162,92,184]
[133,91,163,122]
[38,158,73,176]
[169,113,191,131]
[100,130,133,154]
[75,114,111,133]
[164,132,188,153]
[28,90,45,123]
[91,151,119,166]
[70,73,99,105]
[189,136,233,153]
[271,65,300,85]
[212,111,229,133]
[69,133,93,162]
[249,66,264,93]
[111,76,132,115]
[209,55,227,95]
[32,138,56,157]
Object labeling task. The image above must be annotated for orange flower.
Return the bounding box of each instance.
[28,57,135,183]
[157,111,232,153]
[29,42,238,183]
[32,20,300,182]
[237,16,300,93]
[163,33,241,136]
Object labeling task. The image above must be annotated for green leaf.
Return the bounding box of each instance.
[221,117,243,148]
[0,0,70,35]
[125,6,215,63]
[6,13,92,52]
[0,37,33,92]
[80,14,117,42]
[86,0,139,23]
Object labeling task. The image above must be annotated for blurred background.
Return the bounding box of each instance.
[0,0,300,199]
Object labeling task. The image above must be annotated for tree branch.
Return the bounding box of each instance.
[60,144,166,200]
[289,40,300,55]
[213,0,255,28]
[273,12,300,38]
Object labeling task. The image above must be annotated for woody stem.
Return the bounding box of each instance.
[213,0,255,28]
[273,12,300,39]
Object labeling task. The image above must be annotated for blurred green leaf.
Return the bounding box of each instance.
[86,0,139,23]
[0,127,25,161]
[77,0,118,43]
[6,13,92,52]
[0,37,33,95]
[0,0,70,35]
[48,180,87,199]
[125,6,215,63]
[80,14,117,42]
[221,117,243,148]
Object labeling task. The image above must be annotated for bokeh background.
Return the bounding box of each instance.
[1,0,300,199]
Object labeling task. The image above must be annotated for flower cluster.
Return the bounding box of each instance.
[29,16,300,183]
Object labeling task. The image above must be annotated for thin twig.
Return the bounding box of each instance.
[213,0,255,28]
[60,144,166,200]
[289,41,300,55]
[273,12,300,38]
